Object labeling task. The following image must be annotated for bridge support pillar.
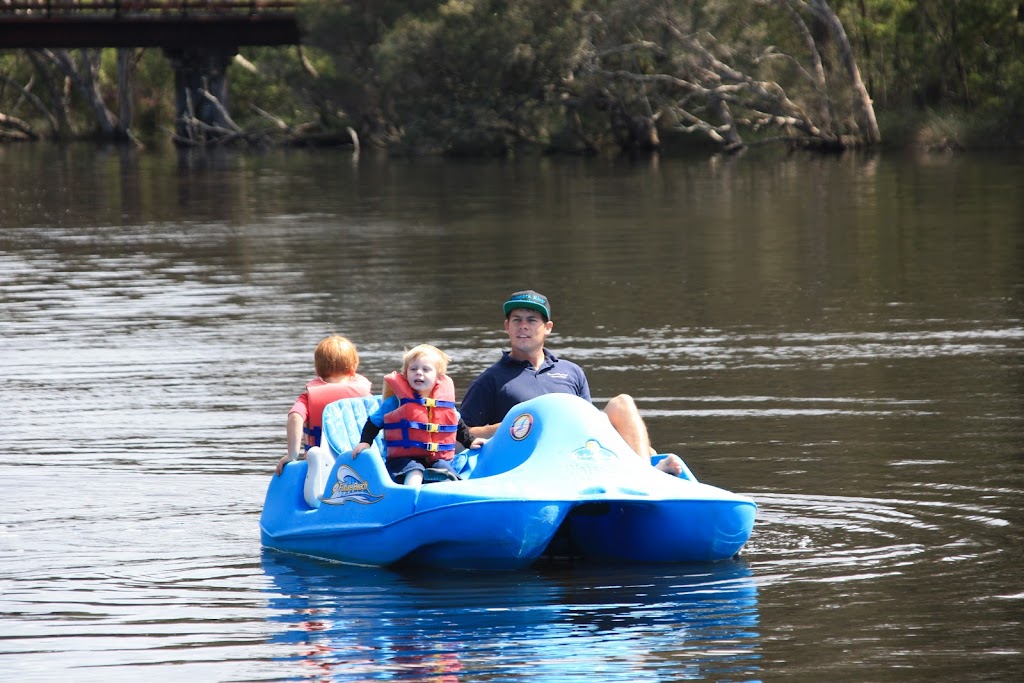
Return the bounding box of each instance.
[164,47,238,142]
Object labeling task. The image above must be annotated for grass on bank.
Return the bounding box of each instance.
[876,107,1024,152]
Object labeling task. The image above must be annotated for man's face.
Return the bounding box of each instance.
[504,308,553,358]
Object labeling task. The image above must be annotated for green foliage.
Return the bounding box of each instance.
[0,53,35,104]
[229,47,313,129]
[1,1,1022,150]
[131,51,175,137]
[839,0,1023,112]
[296,0,447,141]
[373,0,587,153]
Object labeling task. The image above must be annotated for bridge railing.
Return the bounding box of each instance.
[0,0,298,17]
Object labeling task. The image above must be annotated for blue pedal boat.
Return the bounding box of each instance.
[260,393,756,570]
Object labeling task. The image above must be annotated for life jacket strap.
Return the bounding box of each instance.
[302,425,323,452]
[383,420,457,433]
[384,438,456,453]
[398,397,457,410]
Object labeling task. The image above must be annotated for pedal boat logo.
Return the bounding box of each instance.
[572,439,617,462]
[509,412,533,440]
[567,439,619,479]
[320,464,384,506]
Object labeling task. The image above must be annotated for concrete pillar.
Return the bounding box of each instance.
[164,47,238,141]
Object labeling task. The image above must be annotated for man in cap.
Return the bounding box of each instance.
[460,290,683,475]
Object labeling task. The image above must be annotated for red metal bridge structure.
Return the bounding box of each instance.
[0,1,302,138]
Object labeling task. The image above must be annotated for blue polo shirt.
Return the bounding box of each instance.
[460,349,591,427]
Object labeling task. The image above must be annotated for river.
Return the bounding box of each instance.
[1,143,1022,682]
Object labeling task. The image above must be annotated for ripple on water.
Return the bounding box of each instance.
[749,488,1006,562]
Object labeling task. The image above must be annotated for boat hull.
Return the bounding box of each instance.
[260,393,756,570]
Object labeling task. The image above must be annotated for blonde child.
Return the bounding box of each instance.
[276,335,372,476]
[352,344,485,486]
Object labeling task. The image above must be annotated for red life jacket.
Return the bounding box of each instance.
[303,376,373,449]
[382,371,459,463]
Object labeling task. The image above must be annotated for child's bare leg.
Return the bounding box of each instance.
[404,469,424,487]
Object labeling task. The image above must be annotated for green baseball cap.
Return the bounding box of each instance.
[503,290,551,320]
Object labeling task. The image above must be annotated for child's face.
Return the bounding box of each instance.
[405,355,440,395]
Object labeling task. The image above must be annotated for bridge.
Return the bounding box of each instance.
[0,1,300,49]
[0,1,302,140]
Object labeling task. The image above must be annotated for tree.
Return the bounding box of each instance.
[846,0,1024,132]
[34,49,121,139]
[334,0,884,154]
[2,0,1020,150]
[297,0,446,146]
[374,0,587,154]
[566,0,880,152]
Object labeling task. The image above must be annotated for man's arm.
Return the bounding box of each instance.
[456,418,488,447]
[578,373,592,402]
[459,373,490,423]
[468,422,499,439]
[460,374,503,438]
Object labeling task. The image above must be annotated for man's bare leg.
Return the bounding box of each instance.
[605,393,683,475]
[654,454,684,475]
[604,393,650,455]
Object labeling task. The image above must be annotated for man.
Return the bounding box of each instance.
[460,290,683,475]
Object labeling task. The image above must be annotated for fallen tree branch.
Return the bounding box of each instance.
[0,111,39,140]
[1,75,56,136]
[197,87,242,133]
[251,104,289,131]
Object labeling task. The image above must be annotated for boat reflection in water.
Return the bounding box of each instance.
[260,549,761,682]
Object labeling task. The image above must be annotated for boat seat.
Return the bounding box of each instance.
[303,395,384,508]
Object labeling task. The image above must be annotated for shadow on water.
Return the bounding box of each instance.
[260,549,762,682]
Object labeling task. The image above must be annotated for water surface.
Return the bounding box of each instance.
[1,144,1021,682]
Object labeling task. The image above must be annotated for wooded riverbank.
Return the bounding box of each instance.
[2,1,1022,156]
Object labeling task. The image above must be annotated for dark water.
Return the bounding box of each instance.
[1,143,1021,682]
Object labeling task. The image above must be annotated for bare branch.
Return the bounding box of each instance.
[251,104,289,130]
[0,111,39,140]
[198,87,242,133]
[1,74,58,136]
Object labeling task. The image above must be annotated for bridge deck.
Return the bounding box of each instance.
[0,1,300,49]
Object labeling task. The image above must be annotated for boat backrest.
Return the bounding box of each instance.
[322,395,385,457]
[299,396,388,509]
[467,393,634,479]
